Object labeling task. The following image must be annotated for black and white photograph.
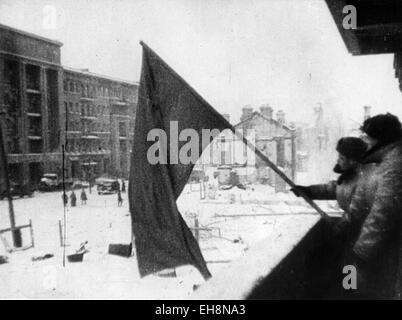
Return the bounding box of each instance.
[1,0,402,303]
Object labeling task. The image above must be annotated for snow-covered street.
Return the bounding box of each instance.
[0,184,338,299]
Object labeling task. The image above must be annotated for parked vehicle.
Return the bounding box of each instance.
[71,180,90,190]
[38,173,72,191]
[0,181,34,200]
[96,178,120,195]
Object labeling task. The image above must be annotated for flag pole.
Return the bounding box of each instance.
[138,41,329,220]
[231,130,329,220]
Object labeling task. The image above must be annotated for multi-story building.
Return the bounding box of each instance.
[0,23,138,187]
[0,23,64,186]
[63,68,137,181]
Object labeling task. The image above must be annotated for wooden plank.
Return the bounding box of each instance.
[0,223,32,234]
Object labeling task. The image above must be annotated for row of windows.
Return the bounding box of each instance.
[66,139,109,153]
[63,79,135,101]
[64,102,109,117]
[67,120,110,133]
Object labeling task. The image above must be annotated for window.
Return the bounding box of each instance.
[27,94,41,113]
[119,122,127,137]
[66,139,71,152]
[26,64,40,90]
[69,81,74,92]
[28,117,42,136]
[69,140,75,152]
[29,140,43,153]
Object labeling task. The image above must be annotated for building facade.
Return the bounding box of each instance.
[199,105,296,191]
[0,24,64,186]
[0,24,138,187]
[63,68,137,182]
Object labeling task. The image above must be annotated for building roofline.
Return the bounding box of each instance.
[0,23,63,47]
[0,50,62,67]
[63,66,139,86]
[0,23,138,85]
[234,111,293,131]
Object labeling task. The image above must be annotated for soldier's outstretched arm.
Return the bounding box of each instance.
[291,180,337,200]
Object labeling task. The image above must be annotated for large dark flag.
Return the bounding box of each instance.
[129,42,231,280]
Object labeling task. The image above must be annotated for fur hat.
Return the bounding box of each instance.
[336,137,368,161]
[361,113,402,143]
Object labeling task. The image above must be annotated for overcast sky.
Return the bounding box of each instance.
[1,0,402,125]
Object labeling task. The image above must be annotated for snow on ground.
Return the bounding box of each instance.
[0,183,337,299]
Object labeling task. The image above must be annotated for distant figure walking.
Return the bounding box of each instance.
[70,191,77,207]
[80,188,87,205]
[62,192,68,206]
[121,180,126,193]
[117,190,123,207]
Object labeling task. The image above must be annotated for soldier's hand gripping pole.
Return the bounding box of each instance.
[232,129,329,221]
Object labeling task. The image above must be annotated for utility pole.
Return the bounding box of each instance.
[89,162,92,194]
[0,122,22,247]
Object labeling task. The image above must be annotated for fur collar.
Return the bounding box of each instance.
[362,139,402,164]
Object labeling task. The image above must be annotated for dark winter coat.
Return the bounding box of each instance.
[62,193,68,205]
[70,192,77,207]
[80,191,87,201]
[346,139,402,299]
[117,192,123,202]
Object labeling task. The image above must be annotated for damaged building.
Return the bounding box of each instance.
[0,24,138,187]
[199,105,297,192]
